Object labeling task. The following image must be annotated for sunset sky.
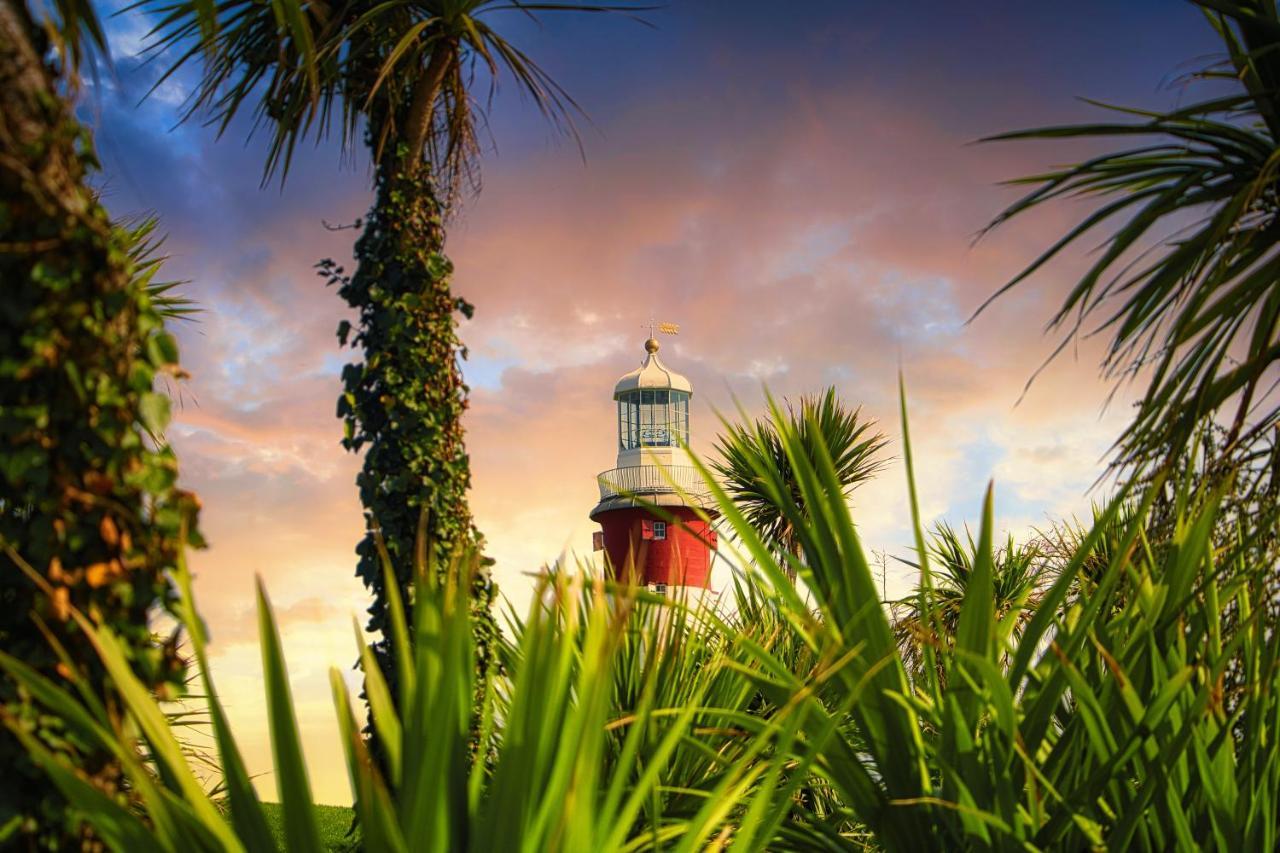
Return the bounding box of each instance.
[89,0,1215,804]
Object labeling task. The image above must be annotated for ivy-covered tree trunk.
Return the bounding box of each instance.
[0,1,201,847]
[321,161,498,730]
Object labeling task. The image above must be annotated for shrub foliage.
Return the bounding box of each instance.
[5,385,1278,850]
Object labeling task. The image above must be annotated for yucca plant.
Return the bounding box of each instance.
[501,561,839,838]
[701,381,1280,849]
[6,382,1279,850]
[0,530,775,850]
[508,579,745,824]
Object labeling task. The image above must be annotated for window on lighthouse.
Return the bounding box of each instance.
[674,392,689,444]
[641,389,668,444]
[617,390,691,450]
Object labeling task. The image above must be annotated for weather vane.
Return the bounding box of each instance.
[644,318,680,338]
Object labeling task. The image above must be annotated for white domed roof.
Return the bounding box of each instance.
[613,338,693,397]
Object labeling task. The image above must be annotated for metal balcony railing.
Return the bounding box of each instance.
[596,465,710,502]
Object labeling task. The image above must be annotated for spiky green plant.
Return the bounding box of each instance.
[0,536,770,850]
[6,382,1279,851]
[712,387,889,578]
[891,523,1049,684]
[701,381,1280,849]
[122,217,199,324]
[499,565,821,837]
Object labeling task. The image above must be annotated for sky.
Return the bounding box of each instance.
[85,0,1218,805]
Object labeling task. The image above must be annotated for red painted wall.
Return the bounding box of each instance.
[596,506,716,588]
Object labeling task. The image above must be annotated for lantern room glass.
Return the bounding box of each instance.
[617,389,689,449]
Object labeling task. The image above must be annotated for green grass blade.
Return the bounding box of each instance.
[68,612,239,848]
[330,667,407,853]
[353,617,403,786]
[256,577,323,852]
[173,551,276,851]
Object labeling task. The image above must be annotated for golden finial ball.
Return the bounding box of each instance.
[645,337,660,353]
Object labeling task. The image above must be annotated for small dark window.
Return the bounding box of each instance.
[652,521,667,540]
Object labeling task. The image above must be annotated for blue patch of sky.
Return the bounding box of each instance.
[770,222,852,281]
[926,432,1059,540]
[202,320,287,410]
[93,0,1218,153]
[97,0,156,56]
[509,0,1220,145]
[80,0,1224,229]
[463,354,520,392]
[940,436,1009,528]
[319,352,349,379]
[856,430,1054,573]
[870,273,965,345]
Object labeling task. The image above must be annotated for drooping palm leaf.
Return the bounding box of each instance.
[978,0,1280,471]
[138,0,651,193]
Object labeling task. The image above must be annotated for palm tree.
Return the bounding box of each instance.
[979,1,1280,474]
[712,388,889,580]
[891,523,1047,684]
[141,0,641,747]
[0,1,201,844]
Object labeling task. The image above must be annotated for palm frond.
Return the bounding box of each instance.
[138,0,652,195]
[979,0,1280,471]
[891,521,1049,682]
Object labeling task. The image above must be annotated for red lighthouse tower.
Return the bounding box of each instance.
[590,336,718,591]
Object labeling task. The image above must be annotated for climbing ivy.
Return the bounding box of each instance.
[0,6,201,847]
[318,160,498,715]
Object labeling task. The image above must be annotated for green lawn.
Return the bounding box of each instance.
[259,803,357,851]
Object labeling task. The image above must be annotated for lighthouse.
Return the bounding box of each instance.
[590,335,719,592]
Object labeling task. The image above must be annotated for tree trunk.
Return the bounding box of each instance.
[325,152,497,772]
[401,39,456,173]
[0,1,200,844]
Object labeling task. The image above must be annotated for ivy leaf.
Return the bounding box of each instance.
[147,332,180,366]
[139,392,171,436]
